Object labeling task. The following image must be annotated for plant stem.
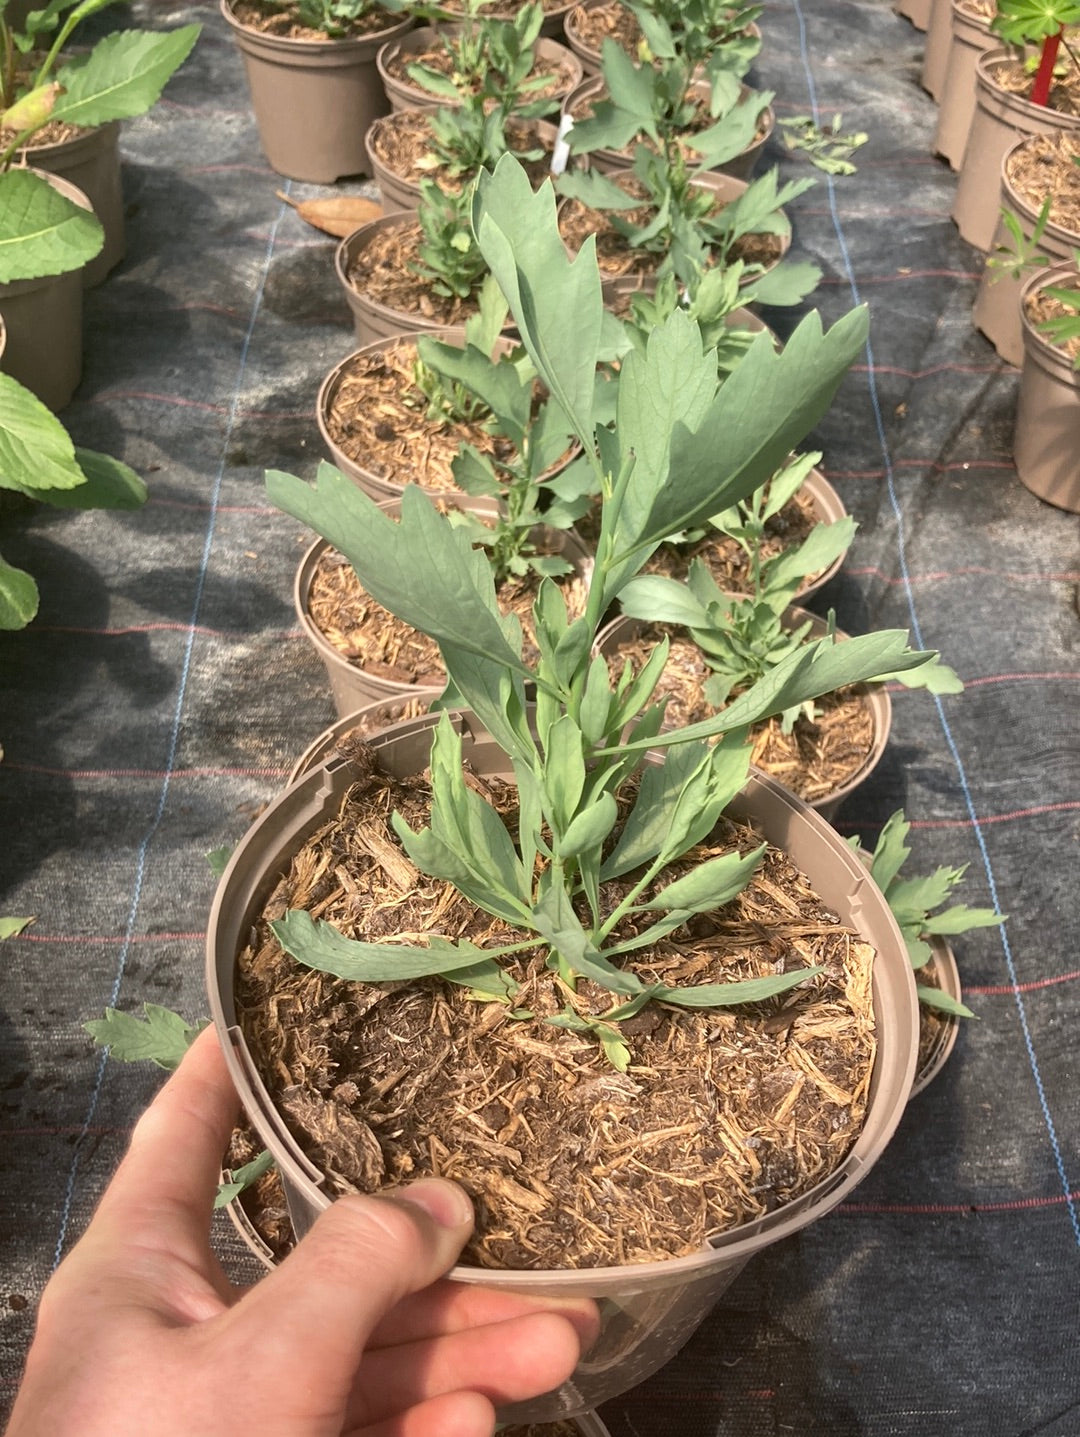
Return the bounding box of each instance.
[1030,30,1062,107]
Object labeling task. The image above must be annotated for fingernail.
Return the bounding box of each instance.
[395,1177,474,1229]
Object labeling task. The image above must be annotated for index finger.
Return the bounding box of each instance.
[91,1024,238,1257]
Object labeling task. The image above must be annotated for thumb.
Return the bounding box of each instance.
[223,1180,474,1421]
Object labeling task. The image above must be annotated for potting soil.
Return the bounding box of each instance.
[2,0,1079,1432]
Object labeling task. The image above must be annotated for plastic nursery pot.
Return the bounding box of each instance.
[561,74,774,183]
[972,136,1080,367]
[921,0,953,99]
[0,170,92,411]
[952,48,1080,251]
[20,122,124,288]
[895,0,931,31]
[1013,261,1080,513]
[287,695,443,784]
[596,611,891,822]
[222,1177,277,1271]
[932,0,997,170]
[563,1,761,78]
[365,113,561,213]
[911,937,963,1097]
[427,0,577,39]
[376,27,582,113]
[221,0,412,183]
[206,710,918,1422]
[295,519,593,718]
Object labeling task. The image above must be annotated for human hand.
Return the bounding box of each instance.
[6,1026,598,1437]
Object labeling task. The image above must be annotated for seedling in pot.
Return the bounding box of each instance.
[616,459,960,725]
[266,156,951,1066]
[847,810,1005,1017]
[987,198,1080,366]
[257,0,405,39]
[990,0,1080,107]
[86,1004,276,1206]
[413,277,587,580]
[412,178,490,301]
[406,0,559,118]
[626,0,763,80]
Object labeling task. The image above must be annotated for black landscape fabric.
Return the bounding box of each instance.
[2,0,1079,1432]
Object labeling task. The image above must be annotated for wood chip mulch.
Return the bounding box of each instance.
[380,41,578,105]
[988,54,1080,119]
[235,759,877,1270]
[1024,278,1080,360]
[1005,132,1080,234]
[368,110,558,195]
[345,220,481,326]
[229,0,400,39]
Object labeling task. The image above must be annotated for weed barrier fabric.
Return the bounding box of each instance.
[0,0,1078,1430]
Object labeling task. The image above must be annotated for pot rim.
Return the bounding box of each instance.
[207,709,918,1287]
[365,111,560,199]
[976,45,1080,126]
[376,25,582,108]
[15,117,120,164]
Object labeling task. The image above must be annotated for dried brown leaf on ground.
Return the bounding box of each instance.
[277,191,384,238]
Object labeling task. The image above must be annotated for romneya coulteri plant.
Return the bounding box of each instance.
[990,0,1080,106]
[616,465,962,724]
[847,810,1005,1019]
[264,156,947,1068]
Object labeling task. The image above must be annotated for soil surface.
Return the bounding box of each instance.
[604,624,877,804]
[235,758,876,1270]
[1024,277,1080,359]
[1005,132,1080,234]
[368,110,558,195]
[345,219,483,325]
[323,338,514,494]
[987,54,1080,118]
[566,1,647,60]
[229,0,401,39]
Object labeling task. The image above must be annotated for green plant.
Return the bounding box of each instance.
[987,199,1080,368]
[406,0,557,117]
[0,0,199,624]
[616,456,960,725]
[265,156,955,1066]
[275,0,405,37]
[778,113,868,176]
[991,0,1080,106]
[626,0,763,81]
[86,1004,276,1206]
[412,178,490,301]
[848,811,1005,1017]
[413,278,586,582]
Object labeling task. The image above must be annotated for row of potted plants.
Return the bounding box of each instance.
[901,0,1080,511]
[86,1,1005,1426]
[0,0,201,625]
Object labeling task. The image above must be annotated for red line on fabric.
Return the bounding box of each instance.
[0,1126,132,1137]
[150,499,279,514]
[840,1190,1080,1215]
[962,672,1080,686]
[969,970,1080,996]
[82,390,310,420]
[17,933,205,944]
[802,207,951,219]
[907,802,1080,828]
[184,163,275,176]
[827,460,1016,479]
[4,762,289,779]
[845,563,1080,585]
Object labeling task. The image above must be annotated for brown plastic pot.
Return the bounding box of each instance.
[20,121,124,287]
[428,0,576,38]
[921,0,953,99]
[206,709,917,1422]
[561,74,773,183]
[895,0,931,31]
[288,695,441,784]
[221,0,412,183]
[222,1177,278,1270]
[1013,261,1080,513]
[296,519,593,717]
[952,48,1080,251]
[912,937,963,1096]
[596,611,891,821]
[376,27,581,113]
[932,0,996,170]
[972,137,1080,367]
[564,1,761,79]
[0,170,93,410]
[365,112,560,213]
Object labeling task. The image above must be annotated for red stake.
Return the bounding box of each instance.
[1030,29,1062,106]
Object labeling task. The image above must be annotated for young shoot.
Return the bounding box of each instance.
[267,156,951,1063]
[848,811,1005,1017]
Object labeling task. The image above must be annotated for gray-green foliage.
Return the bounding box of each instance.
[266,156,952,1057]
[850,811,1005,1017]
[86,1004,275,1203]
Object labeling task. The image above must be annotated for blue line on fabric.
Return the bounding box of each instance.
[50,184,295,1270]
[788,0,1080,1248]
